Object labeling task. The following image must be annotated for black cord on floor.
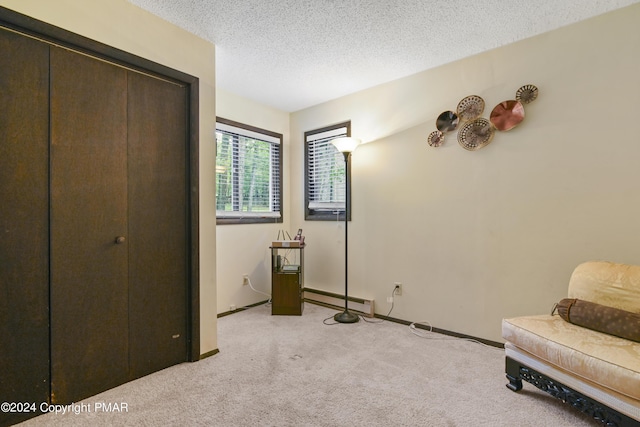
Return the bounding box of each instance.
[359,285,396,323]
[323,314,340,325]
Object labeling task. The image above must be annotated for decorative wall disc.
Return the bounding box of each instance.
[515,84,538,104]
[456,95,485,122]
[432,83,538,151]
[427,130,445,147]
[490,100,525,131]
[457,118,495,151]
[436,111,459,132]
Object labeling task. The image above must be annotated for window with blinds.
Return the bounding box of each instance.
[216,118,283,224]
[304,121,351,220]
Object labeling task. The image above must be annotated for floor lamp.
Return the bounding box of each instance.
[331,136,361,324]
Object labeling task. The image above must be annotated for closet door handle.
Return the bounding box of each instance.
[115,236,126,244]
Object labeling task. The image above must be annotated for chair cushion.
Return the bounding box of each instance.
[503,314,640,400]
[568,261,640,313]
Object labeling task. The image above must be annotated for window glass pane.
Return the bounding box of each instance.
[216,119,282,223]
[307,137,345,210]
[304,122,350,220]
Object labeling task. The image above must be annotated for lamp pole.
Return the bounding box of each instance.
[331,137,361,324]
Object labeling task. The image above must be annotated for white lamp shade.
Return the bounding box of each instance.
[331,137,361,153]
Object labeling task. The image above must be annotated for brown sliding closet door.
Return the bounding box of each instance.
[0,29,50,424]
[50,46,130,403]
[1,9,195,416]
[127,73,188,379]
[49,47,189,403]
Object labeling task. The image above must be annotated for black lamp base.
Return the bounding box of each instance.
[334,310,359,323]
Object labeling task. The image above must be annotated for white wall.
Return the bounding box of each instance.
[290,4,640,342]
[10,1,639,346]
[0,0,219,354]
[215,88,291,313]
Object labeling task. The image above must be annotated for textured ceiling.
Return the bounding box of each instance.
[127,0,638,112]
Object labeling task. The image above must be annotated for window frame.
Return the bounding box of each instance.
[304,121,352,221]
[215,117,283,225]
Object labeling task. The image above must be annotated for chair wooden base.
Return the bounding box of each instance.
[505,356,638,427]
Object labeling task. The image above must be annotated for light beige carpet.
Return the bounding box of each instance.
[18,303,596,426]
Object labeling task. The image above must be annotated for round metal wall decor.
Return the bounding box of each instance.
[515,84,538,104]
[436,111,459,132]
[456,95,485,122]
[427,130,445,147]
[490,100,525,131]
[457,118,495,151]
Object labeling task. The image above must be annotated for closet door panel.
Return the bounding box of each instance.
[127,72,188,378]
[49,47,129,403]
[0,29,50,422]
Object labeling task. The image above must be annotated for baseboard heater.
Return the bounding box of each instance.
[303,287,374,318]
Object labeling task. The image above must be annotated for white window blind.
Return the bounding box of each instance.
[216,121,281,219]
[306,126,347,212]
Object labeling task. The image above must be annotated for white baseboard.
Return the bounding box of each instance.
[303,288,374,317]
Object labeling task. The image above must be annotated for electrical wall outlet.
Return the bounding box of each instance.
[394,282,402,296]
[230,304,236,311]
[386,296,394,303]
[243,274,249,285]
